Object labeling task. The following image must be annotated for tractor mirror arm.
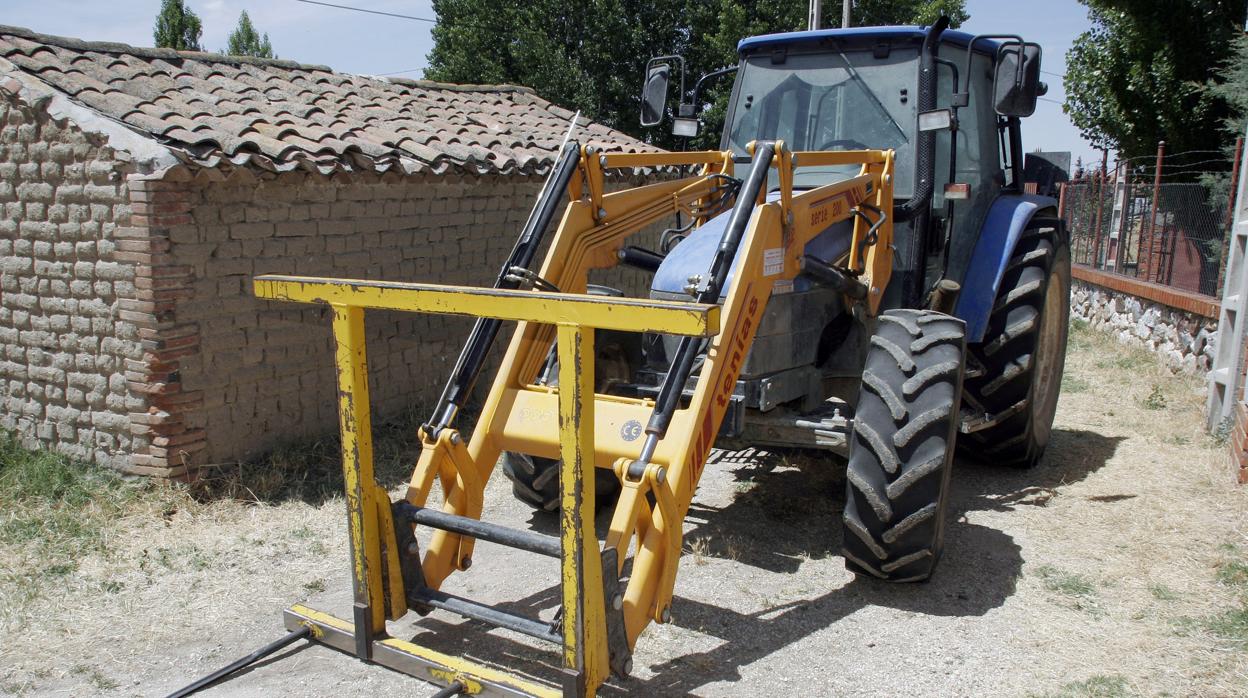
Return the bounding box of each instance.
[688,65,738,112]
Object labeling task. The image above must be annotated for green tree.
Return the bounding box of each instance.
[1200,34,1248,209]
[153,0,203,51]
[226,10,274,58]
[1063,0,1247,162]
[426,0,967,146]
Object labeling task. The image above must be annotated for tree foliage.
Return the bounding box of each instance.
[226,10,274,59]
[153,0,203,51]
[1199,34,1248,208]
[426,0,967,146]
[1063,0,1247,162]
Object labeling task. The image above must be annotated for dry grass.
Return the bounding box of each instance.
[0,320,1245,696]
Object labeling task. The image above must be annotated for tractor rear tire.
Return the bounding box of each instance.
[961,224,1071,468]
[502,452,621,512]
[842,309,965,582]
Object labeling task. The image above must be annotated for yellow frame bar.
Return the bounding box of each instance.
[255,276,720,336]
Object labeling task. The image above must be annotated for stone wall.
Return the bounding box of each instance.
[0,92,147,468]
[1070,280,1217,374]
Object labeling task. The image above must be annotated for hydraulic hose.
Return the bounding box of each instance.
[893,16,950,308]
[639,142,776,461]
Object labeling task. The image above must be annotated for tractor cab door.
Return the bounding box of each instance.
[929,45,1006,284]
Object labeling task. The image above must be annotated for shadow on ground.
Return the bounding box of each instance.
[385,426,1125,695]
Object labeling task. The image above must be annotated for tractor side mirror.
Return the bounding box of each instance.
[993,41,1043,117]
[640,64,671,127]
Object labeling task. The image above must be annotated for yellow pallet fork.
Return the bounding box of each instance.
[170,140,894,698]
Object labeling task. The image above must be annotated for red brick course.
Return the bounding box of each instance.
[119,175,204,479]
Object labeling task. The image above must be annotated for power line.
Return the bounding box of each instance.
[379,68,423,76]
[294,0,436,23]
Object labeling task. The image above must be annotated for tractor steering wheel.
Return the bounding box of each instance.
[816,138,870,152]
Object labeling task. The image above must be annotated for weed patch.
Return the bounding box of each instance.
[1035,564,1096,598]
[1149,583,1178,601]
[1062,374,1091,393]
[1141,385,1168,411]
[1031,674,1128,698]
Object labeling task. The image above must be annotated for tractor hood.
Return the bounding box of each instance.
[651,192,853,299]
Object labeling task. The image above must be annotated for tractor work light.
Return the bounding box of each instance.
[918,108,955,132]
[672,117,699,137]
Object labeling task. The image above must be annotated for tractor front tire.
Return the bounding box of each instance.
[501,306,636,513]
[962,224,1071,468]
[842,309,966,582]
[502,452,622,512]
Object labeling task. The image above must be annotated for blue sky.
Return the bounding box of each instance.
[2,0,1101,167]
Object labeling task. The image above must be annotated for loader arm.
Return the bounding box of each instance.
[255,142,894,697]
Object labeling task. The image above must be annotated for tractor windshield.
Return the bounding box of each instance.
[727,46,919,195]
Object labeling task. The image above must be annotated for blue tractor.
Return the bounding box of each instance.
[502,19,1070,583]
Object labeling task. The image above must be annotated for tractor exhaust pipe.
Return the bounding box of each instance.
[893,16,949,308]
[894,16,949,223]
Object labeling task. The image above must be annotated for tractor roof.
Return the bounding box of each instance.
[738,26,999,55]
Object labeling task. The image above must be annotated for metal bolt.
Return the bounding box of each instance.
[449,432,462,445]
[660,606,672,624]
[655,467,667,485]
[406,541,420,556]
[612,593,624,611]
[597,208,607,219]
[621,658,633,676]
[460,556,472,570]
[599,154,608,167]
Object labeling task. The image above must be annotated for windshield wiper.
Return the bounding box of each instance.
[828,39,908,144]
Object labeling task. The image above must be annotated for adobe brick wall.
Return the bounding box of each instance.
[158,169,550,467]
[1,95,671,476]
[0,92,148,469]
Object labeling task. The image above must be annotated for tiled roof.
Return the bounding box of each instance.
[0,24,654,176]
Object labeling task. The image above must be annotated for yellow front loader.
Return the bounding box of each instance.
[245,140,894,697]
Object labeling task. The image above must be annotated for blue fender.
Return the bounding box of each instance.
[954,194,1058,343]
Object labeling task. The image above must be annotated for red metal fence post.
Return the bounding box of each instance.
[1092,149,1108,268]
[1145,140,1165,282]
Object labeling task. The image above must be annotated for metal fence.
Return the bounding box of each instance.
[1063,180,1231,297]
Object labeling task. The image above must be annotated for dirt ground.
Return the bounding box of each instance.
[3,321,1247,697]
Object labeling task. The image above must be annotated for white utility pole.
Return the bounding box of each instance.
[842,0,852,28]
[808,0,821,30]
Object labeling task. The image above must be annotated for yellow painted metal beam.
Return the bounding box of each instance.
[555,325,609,694]
[254,275,719,337]
[600,150,732,169]
[285,604,561,697]
[329,305,387,657]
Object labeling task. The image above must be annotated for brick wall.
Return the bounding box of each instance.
[162,169,550,467]
[1,96,671,475]
[0,93,147,468]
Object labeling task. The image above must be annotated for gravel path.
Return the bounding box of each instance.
[3,324,1246,697]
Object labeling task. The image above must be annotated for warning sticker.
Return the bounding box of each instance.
[763,247,784,276]
[772,278,794,295]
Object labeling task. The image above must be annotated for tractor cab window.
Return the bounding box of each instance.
[726,47,919,194]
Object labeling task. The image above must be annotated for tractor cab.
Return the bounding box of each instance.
[643,25,1045,313]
